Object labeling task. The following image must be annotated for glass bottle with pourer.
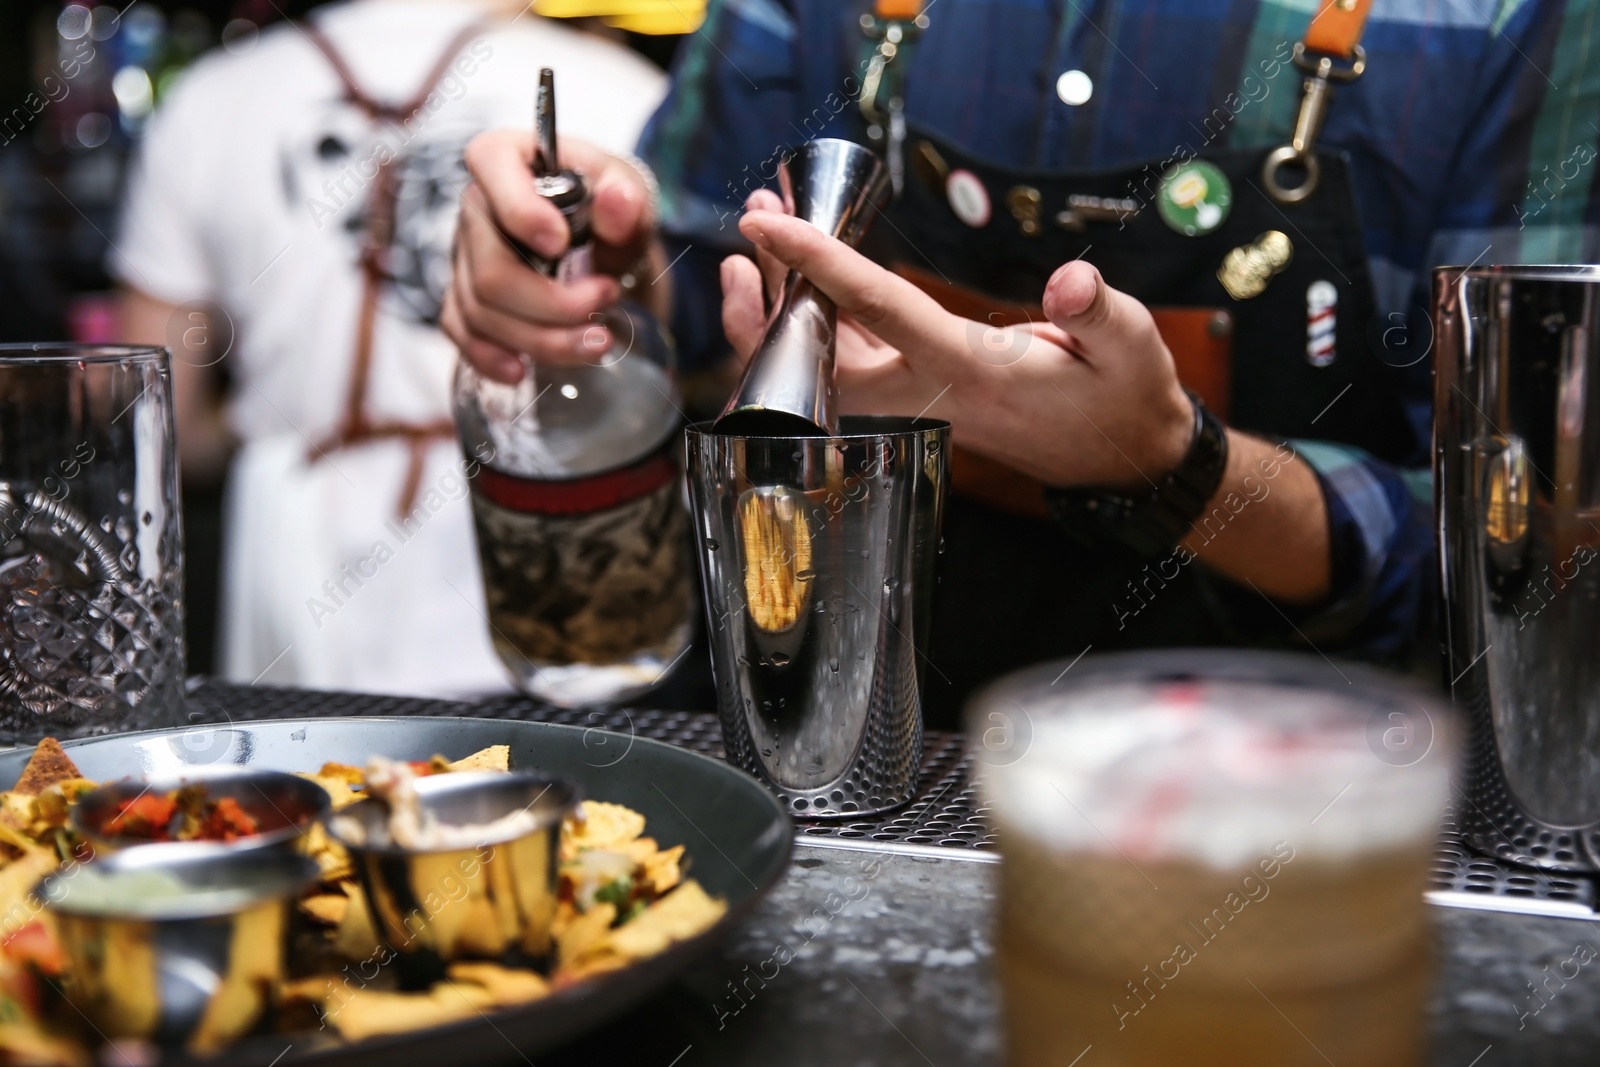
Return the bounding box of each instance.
[453,69,691,707]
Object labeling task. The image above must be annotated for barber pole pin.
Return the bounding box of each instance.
[1306,280,1337,367]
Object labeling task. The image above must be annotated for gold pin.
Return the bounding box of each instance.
[1007,185,1043,236]
[1218,230,1294,300]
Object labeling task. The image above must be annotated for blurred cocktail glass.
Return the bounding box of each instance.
[970,650,1453,1067]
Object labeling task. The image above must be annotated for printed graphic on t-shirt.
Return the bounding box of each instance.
[387,135,471,326]
[279,100,478,326]
[277,100,374,232]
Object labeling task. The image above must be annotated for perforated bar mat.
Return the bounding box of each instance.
[182,681,1599,919]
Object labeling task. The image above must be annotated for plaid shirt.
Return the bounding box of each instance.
[638,0,1600,665]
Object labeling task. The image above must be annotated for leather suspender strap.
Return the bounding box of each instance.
[297,21,485,518]
[1303,0,1373,60]
[298,20,485,121]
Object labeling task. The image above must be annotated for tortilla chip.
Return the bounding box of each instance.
[298,894,349,926]
[0,818,41,860]
[552,953,630,986]
[562,801,645,861]
[29,781,95,836]
[601,836,684,894]
[281,975,338,1004]
[448,746,510,773]
[606,881,726,960]
[639,844,685,896]
[549,899,578,939]
[301,773,361,812]
[12,740,80,797]
[431,976,503,1012]
[446,962,548,1005]
[0,1023,88,1067]
[320,983,496,1043]
[305,824,354,883]
[316,762,365,785]
[332,884,381,961]
[557,902,616,968]
[291,962,548,1038]
[0,849,60,924]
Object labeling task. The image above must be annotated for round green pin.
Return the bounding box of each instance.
[1157,160,1233,237]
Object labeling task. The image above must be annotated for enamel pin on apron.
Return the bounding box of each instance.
[1157,160,1232,236]
[1054,193,1142,232]
[1217,230,1293,300]
[1007,185,1044,235]
[946,170,991,227]
[1306,280,1338,366]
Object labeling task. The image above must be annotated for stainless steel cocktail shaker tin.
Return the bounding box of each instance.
[1435,265,1600,870]
[686,417,949,818]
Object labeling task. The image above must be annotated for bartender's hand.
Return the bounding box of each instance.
[721,199,1332,605]
[443,130,661,383]
[722,196,1193,489]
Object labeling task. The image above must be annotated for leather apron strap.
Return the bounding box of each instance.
[299,20,485,518]
[873,0,921,18]
[1305,0,1374,60]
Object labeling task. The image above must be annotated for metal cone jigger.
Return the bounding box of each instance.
[713,139,892,437]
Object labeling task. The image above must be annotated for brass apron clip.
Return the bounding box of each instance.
[1261,41,1365,205]
[859,7,928,196]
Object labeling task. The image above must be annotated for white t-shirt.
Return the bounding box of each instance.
[112,0,667,697]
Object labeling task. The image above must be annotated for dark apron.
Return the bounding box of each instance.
[857,126,1418,727]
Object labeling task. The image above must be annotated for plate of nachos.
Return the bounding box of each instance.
[0,716,792,1066]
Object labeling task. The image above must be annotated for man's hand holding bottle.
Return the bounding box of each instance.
[444,129,659,381]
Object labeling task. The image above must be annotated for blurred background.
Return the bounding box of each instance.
[0,0,684,674]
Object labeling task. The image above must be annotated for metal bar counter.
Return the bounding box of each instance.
[183,682,1600,1066]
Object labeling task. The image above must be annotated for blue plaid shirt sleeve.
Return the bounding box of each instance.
[1283,442,1433,663]
[1188,441,1432,666]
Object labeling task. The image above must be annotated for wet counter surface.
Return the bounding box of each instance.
[539,842,1600,1067]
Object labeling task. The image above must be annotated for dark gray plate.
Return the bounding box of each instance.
[0,716,792,1066]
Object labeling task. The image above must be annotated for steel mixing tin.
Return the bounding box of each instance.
[686,416,950,817]
[1434,264,1600,871]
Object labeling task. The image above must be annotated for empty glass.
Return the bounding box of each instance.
[0,344,186,740]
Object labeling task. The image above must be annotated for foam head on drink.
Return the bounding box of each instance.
[973,670,1452,1067]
